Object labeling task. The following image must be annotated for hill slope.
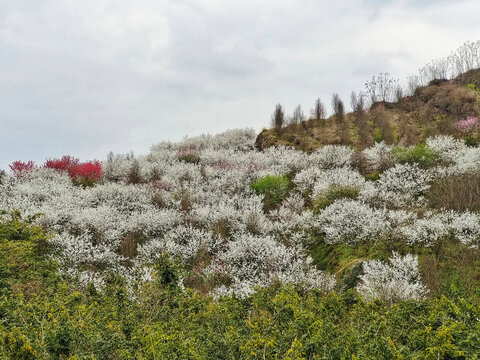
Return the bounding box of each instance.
[256,69,480,151]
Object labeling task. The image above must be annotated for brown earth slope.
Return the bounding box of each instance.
[256,69,480,151]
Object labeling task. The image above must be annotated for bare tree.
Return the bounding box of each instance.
[406,75,421,96]
[365,73,399,103]
[394,85,404,102]
[311,98,326,121]
[357,91,366,112]
[443,41,480,78]
[353,92,369,145]
[289,104,306,125]
[332,93,348,143]
[350,91,358,112]
[421,59,449,81]
[270,104,285,132]
[350,91,366,112]
[331,93,345,122]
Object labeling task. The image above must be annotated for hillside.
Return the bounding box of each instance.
[256,68,480,151]
[3,72,480,356]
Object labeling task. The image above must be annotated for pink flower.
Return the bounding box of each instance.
[454,117,478,133]
[213,162,235,171]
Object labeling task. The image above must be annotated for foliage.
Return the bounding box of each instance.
[464,134,479,147]
[1,232,480,360]
[374,127,383,142]
[250,174,291,209]
[393,143,439,167]
[3,118,480,356]
[0,212,58,297]
[313,184,360,212]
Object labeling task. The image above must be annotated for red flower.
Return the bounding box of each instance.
[44,156,102,180]
[45,155,79,171]
[9,160,36,173]
[68,161,102,180]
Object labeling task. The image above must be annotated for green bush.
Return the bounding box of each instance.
[466,83,478,91]
[72,176,98,187]
[154,254,184,291]
[365,172,381,181]
[313,184,359,212]
[464,134,479,147]
[374,128,383,143]
[393,143,439,167]
[250,174,291,209]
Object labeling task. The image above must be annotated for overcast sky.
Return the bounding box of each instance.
[1,0,480,170]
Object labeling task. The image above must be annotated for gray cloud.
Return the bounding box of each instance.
[1,0,480,170]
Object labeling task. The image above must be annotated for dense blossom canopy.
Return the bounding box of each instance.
[2,129,480,299]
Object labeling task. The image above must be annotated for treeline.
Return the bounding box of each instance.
[270,40,480,131]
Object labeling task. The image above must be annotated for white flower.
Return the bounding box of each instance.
[376,163,432,207]
[316,199,388,244]
[310,145,354,169]
[311,168,365,198]
[207,233,335,297]
[357,252,428,304]
[362,141,394,171]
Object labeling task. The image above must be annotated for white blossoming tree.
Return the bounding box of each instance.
[357,253,428,304]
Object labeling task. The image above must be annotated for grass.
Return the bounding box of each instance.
[427,172,480,212]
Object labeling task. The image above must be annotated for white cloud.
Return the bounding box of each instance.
[1,0,480,170]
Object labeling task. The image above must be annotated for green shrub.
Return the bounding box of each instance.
[466,83,478,91]
[365,172,381,181]
[374,128,383,143]
[45,318,73,357]
[72,176,97,187]
[393,143,439,167]
[313,184,359,212]
[250,174,291,209]
[464,134,479,147]
[154,254,184,291]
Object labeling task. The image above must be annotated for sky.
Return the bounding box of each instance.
[1,0,480,171]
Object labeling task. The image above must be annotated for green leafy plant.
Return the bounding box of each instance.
[393,143,439,167]
[313,185,360,212]
[250,174,291,209]
[365,172,381,181]
[374,128,383,143]
[466,83,478,91]
[464,134,479,147]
